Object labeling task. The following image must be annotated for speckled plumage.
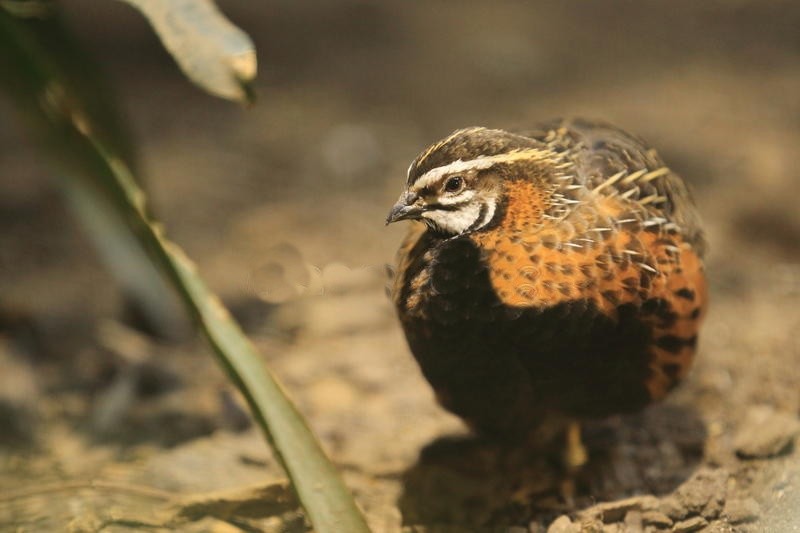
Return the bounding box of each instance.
[389,119,707,440]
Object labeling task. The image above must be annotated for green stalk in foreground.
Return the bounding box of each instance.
[0,9,371,533]
[100,146,372,533]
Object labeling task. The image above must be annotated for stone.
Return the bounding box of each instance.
[577,518,604,533]
[671,516,708,532]
[701,493,725,520]
[579,495,659,523]
[734,405,800,459]
[722,498,760,524]
[659,496,688,521]
[641,510,673,528]
[547,515,579,533]
[624,510,644,533]
[673,468,728,517]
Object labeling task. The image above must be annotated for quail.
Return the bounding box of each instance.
[386,119,707,483]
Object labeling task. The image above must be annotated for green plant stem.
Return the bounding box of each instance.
[0,9,371,532]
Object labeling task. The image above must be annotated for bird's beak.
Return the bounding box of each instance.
[386,192,423,225]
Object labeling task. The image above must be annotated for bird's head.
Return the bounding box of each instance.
[386,127,553,237]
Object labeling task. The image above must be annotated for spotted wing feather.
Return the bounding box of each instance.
[521,118,706,255]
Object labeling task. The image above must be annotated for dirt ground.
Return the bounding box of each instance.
[1,2,800,532]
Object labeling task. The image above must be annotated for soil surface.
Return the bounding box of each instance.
[1,2,799,532]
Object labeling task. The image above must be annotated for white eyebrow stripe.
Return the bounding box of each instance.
[412,147,556,190]
[414,158,496,189]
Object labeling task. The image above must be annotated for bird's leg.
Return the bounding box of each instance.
[563,420,588,470]
[559,420,588,505]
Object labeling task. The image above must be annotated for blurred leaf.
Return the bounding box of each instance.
[0,8,370,532]
[119,0,257,104]
[0,7,187,340]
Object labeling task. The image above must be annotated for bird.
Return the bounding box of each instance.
[386,119,707,487]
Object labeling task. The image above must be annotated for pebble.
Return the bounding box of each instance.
[660,496,688,521]
[722,497,760,524]
[578,518,604,533]
[672,468,728,517]
[734,405,800,459]
[579,495,659,523]
[671,516,708,532]
[623,510,644,533]
[547,515,579,533]
[641,510,673,528]
[701,494,725,521]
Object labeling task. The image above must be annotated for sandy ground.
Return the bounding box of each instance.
[1,2,800,531]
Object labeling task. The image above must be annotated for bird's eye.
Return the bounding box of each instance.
[444,176,464,193]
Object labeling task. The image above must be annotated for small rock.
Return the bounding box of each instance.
[624,510,644,533]
[734,405,800,459]
[547,515,579,533]
[578,518,604,533]
[674,468,728,516]
[641,510,673,528]
[671,516,708,532]
[580,495,659,523]
[722,498,760,524]
[659,496,688,521]
[701,493,725,520]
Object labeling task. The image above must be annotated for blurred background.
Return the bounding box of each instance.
[1,1,799,531]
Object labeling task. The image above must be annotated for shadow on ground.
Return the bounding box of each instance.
[400,404,705,530]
